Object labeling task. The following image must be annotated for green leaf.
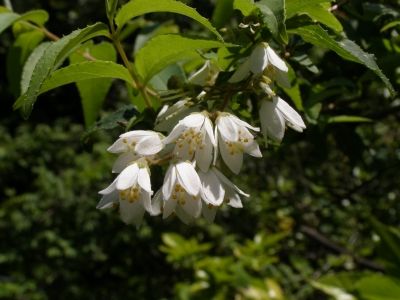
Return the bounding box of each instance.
[0,9,49,35]
[20,42,51,95]
[327,115,372,123]
[13,23,109,118]
[369,217,400,268]
[256,0,288,44]
[82,104,138,142]
[106,0,119,21]
[355,275,400,300]
[286,0,342,32]
[135,34,227,82]
[70,42,117,126]
[7,30,44,96]
[212,0,234,29]
[381,20,400,32]
[233,0,256,16]
[115,0,223,41]
[39,61,131,94]
[288,25,395,96]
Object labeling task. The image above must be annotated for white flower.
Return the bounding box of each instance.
[199,167,249,222]
[259,96,306,142]
[155,99,197,133]
[164,112,216,172]
[161,161,202,221]
[97,161,154,225]
[229,42,288,83]
[188,60,219,86]
[215,113,262,174]
[108,130,164,156]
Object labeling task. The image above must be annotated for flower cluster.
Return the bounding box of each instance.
[98,42,306,225]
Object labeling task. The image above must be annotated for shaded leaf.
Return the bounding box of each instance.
[135,34,227,82]
[115,0,222,40]
[288,25,395,96]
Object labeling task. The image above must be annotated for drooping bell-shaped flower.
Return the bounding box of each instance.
[259,96,306,142]
[155,99,197,133]
[108,130,164,156]
[161,161,202,221]
[229,42,288,83]
[199,167,249,222]
[188,60,219,86]
[97,160,154,225]
[164,112,216,172]
[215,113,262,174]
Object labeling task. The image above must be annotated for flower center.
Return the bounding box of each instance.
[120,186,140,203]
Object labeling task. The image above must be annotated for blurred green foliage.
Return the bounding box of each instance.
[1,0,400,299]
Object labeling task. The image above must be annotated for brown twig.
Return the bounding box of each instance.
[300,225,385,272]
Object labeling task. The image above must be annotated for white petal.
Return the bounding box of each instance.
[138,167,152,193]
[175,205,194,224]
[199,170,225,206]
[217,115,239,141]
[176,162,201,196]
[266,46,288,72]
[163,123,186,144]
[99,177,117,195]
[245,141,263,158]
[260,100,285,142]
[119,130,155,139]
[213,167,249,197]
[219,136,243,174]
[181,113,206,128]
[140,190,153,214]
[156,104,169,119]
[148,189,162,216]
[135,135,163,155]
[250,43,268,75]
[119,199,145,225]
[231,114,260,132]
[202,204,218,223]
[228,58,251,83]
[162,164,176,200]
[203,117,216,146]
[112,152,138,173]
[196,134,213,173]
[116,163,139,190]
[276,97,306,131]
[107,138,128,153]
[162,199,176,219]
[96,189,118,209]
[213,125,219,165]
[227,191,243,208]
[181,195,202,218]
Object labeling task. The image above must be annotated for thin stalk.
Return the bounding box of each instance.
[4,0,13,10]
[109,22,153,109]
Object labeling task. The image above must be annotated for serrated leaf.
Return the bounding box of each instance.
[288,25,395,96]
[20,42,51,95]
[286,0,342,32]
[0,9,49,35]
[40,61,131,93]
[233,0,256,16]
[256,0,288,44]
[7,30,44,96]
[135,34,227,82]
[115,0,222,40]
[70,41,117,126]
[327,115,372,123]
[13,23,109,118]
